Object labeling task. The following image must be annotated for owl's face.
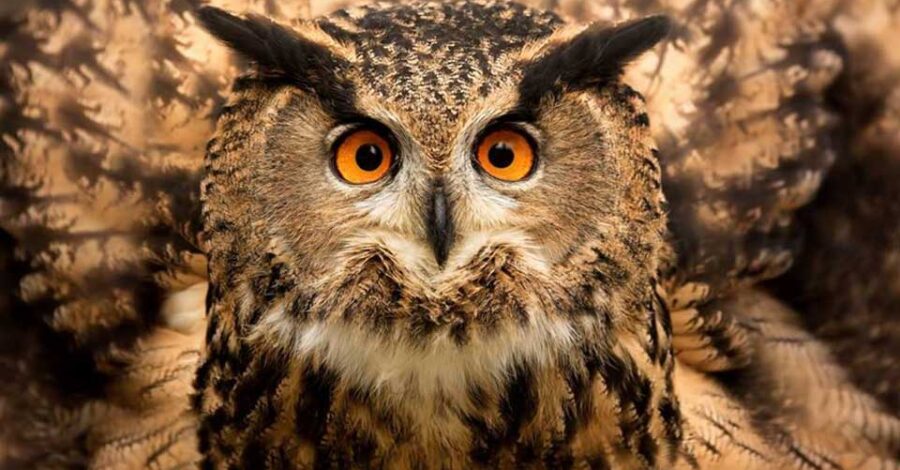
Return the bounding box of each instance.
[259,68,630,279]
[201,0,669,366]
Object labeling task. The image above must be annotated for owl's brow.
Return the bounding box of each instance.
[481,110,540,128]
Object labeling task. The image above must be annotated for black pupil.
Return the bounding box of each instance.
[356,144,383,171]
[488,142,515,168]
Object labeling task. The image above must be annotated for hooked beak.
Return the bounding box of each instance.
[427,181,454,266]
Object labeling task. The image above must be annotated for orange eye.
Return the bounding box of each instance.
[475,128,535,182]
[334,129,394,184]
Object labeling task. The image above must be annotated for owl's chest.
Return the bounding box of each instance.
[270,319,581,465]
[233,348,580,469]
[199,313,678,469]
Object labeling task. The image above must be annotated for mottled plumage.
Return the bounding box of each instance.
[0,0,897,469]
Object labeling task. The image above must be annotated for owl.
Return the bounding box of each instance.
[1,0,899,469]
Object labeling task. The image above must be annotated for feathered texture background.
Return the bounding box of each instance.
[0,0,897,468]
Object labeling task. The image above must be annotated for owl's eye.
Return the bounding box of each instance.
[475,128,536,182]
[334,128,394,184]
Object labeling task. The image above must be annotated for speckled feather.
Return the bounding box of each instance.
[0,0,897,469]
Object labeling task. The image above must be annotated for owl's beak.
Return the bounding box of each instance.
[427,181,454,266]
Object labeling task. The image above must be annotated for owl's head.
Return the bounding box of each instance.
[199,1,670,377]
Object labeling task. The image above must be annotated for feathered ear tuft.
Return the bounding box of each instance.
[195,6,356,115]
[518,15,671,107]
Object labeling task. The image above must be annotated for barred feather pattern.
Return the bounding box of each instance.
[0,0,897,468]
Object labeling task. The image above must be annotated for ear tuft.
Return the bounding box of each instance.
[195,6,356,115]
[519,15,671,107]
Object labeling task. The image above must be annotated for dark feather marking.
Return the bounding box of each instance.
[637,432,659,467]
[596,351,657,465]
[500,363,539,441]
[295,363,338,466]
[213,375,236,397]
[465,412,501,465]
[658,396,683,449]
[514,437,542,465]
[348,429,377,467]
[543,440,575,470]
[562,361,594,436]
[287,291,315,321]
[587,454,612,470]
[262,260,293,303]
[231,356,286,421]
[449,318,471,346]
[468,363,539,465]
[240,397,283,469]
[590,246,631,287]
[192,360,213,411]
[199,407,229,452]
[646,299,661,363]
[239,439,268,469]
[635,112,651,127]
